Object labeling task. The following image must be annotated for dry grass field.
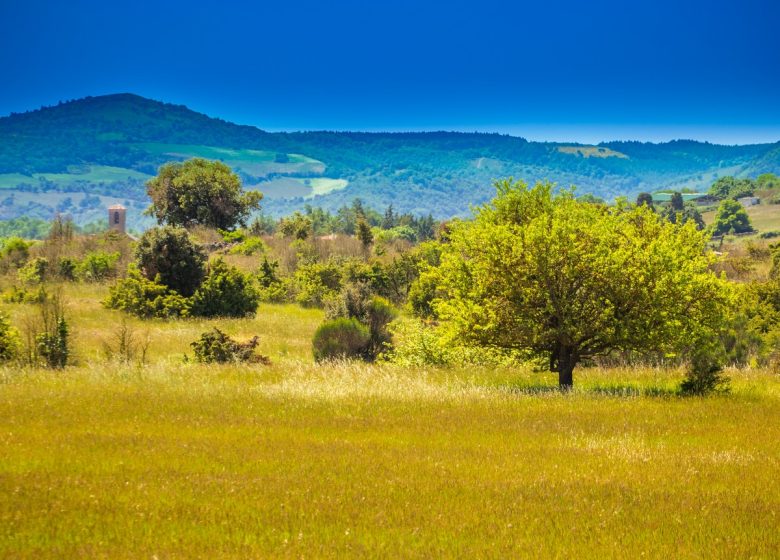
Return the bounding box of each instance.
[0,284,778,558]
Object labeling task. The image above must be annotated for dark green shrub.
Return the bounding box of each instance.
[256,257,287,303]
[191,328,269,364]
[324,283,397,360]
[680,350,730,396]
[134,226,206,297]
[58,257,77,280]
[711,199,753,236]
[105,265,191,318]
[312,318,370,362]
[76,251,120,282]
[190,259,259,317]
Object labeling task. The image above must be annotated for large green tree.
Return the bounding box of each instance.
[430,180,730,388]
[711,199,753,236]
[146,158,262,230]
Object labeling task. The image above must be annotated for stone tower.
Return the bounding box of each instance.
[108,204,126,234]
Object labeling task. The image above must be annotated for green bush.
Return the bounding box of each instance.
[2,237,31,268]
[229,236,267,256]
[76,251,120,282]
[293,262,342,307]
[104,265,191,318]
[0,312,20,363]
[191,259,259,318]
[312,318,371,362]
[191,328,268,364]
[35,297,69,369]
[134,226,206,297]
[18,257,49,284]
[711,199,753,236]
[58,257,77,280]
[680,349,730,395]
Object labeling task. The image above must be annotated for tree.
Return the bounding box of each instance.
[708,176,754,200]
[636,192,654,209]
[356,217,374,250]
[711,199,753,236]
[670,192,684,212]
[134,226,206,297]
[145,158,262,230]
[431,179,730,389]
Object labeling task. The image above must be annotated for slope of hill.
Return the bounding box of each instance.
[0,93,778,228]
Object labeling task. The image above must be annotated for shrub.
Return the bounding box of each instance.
[0,312,20,363]
[35,296,69,369]
[2,237,31,267]
[191,328,269,364]
[229,236,267,256]
[134,226,206,297]
[408,270,441,319]
[105,265,191,319]
[256,257,288,303]
[680,349,730,395]
[312,318,371,362]
[76,251,120,282]
[711,199,754,236]
[3,285,47,304]
[190,259,259,318]
[325,283,397,360]
[293,262,342,307]
[58,257,77,280]
[18,257,49,284]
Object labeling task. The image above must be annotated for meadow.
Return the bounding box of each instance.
[0,284,778,558]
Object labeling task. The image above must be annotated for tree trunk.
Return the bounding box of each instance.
[557,346,575,390]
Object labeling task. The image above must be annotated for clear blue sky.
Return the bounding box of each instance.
[1,0,778,144]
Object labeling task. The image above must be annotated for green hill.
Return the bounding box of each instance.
[0,93,778,227]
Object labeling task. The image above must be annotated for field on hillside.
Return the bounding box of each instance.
[0,284,778,558]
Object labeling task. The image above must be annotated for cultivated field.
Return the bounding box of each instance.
[0,285,778,558]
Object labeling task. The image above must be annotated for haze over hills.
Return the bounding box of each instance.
[1,93,778,229]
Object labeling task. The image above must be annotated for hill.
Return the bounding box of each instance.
[1,93,778,228]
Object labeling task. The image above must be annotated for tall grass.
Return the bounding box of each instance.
[0,282,778,558]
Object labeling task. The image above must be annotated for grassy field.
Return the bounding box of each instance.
[0,166,152,189]
[557,146,628,159]
[0,284,778,558]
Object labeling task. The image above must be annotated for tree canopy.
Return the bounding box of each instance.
[146,158,262,230]
[429,179,730,388]
[711,199,753,236]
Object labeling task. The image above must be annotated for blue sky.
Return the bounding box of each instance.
[1,0,778,144]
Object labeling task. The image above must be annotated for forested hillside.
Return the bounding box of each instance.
[1,93,778,227]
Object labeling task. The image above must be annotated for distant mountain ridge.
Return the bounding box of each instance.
[0,93,778,228]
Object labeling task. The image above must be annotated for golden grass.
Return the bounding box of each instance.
[0,284,778,558]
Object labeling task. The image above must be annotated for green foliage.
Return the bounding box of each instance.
[356,217,374,249]
[18,257,49,284]
[134,226,206,297]
[708,176,755,200]
[325,283,397,360]
[0,312,20,362]
[228,236,267,256]
[145,158,262,230]
[662,201,705,230]
[756,173,780,190]
[278,212,313,240]
[105,265,191,319]
[680,344,730,396]
[635,192,654,208]
[58,257,77,280]
[190,259,259,318]
[432,179,731,388]
[191,328,267,364]
[2,237,31,268]
[0,217,52,240]
[292,261,342,307]
[711,199,754,236]
[76,251,120,282]
[256,257,287,303]
[35,296,69,369]
[312,318,370,362]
